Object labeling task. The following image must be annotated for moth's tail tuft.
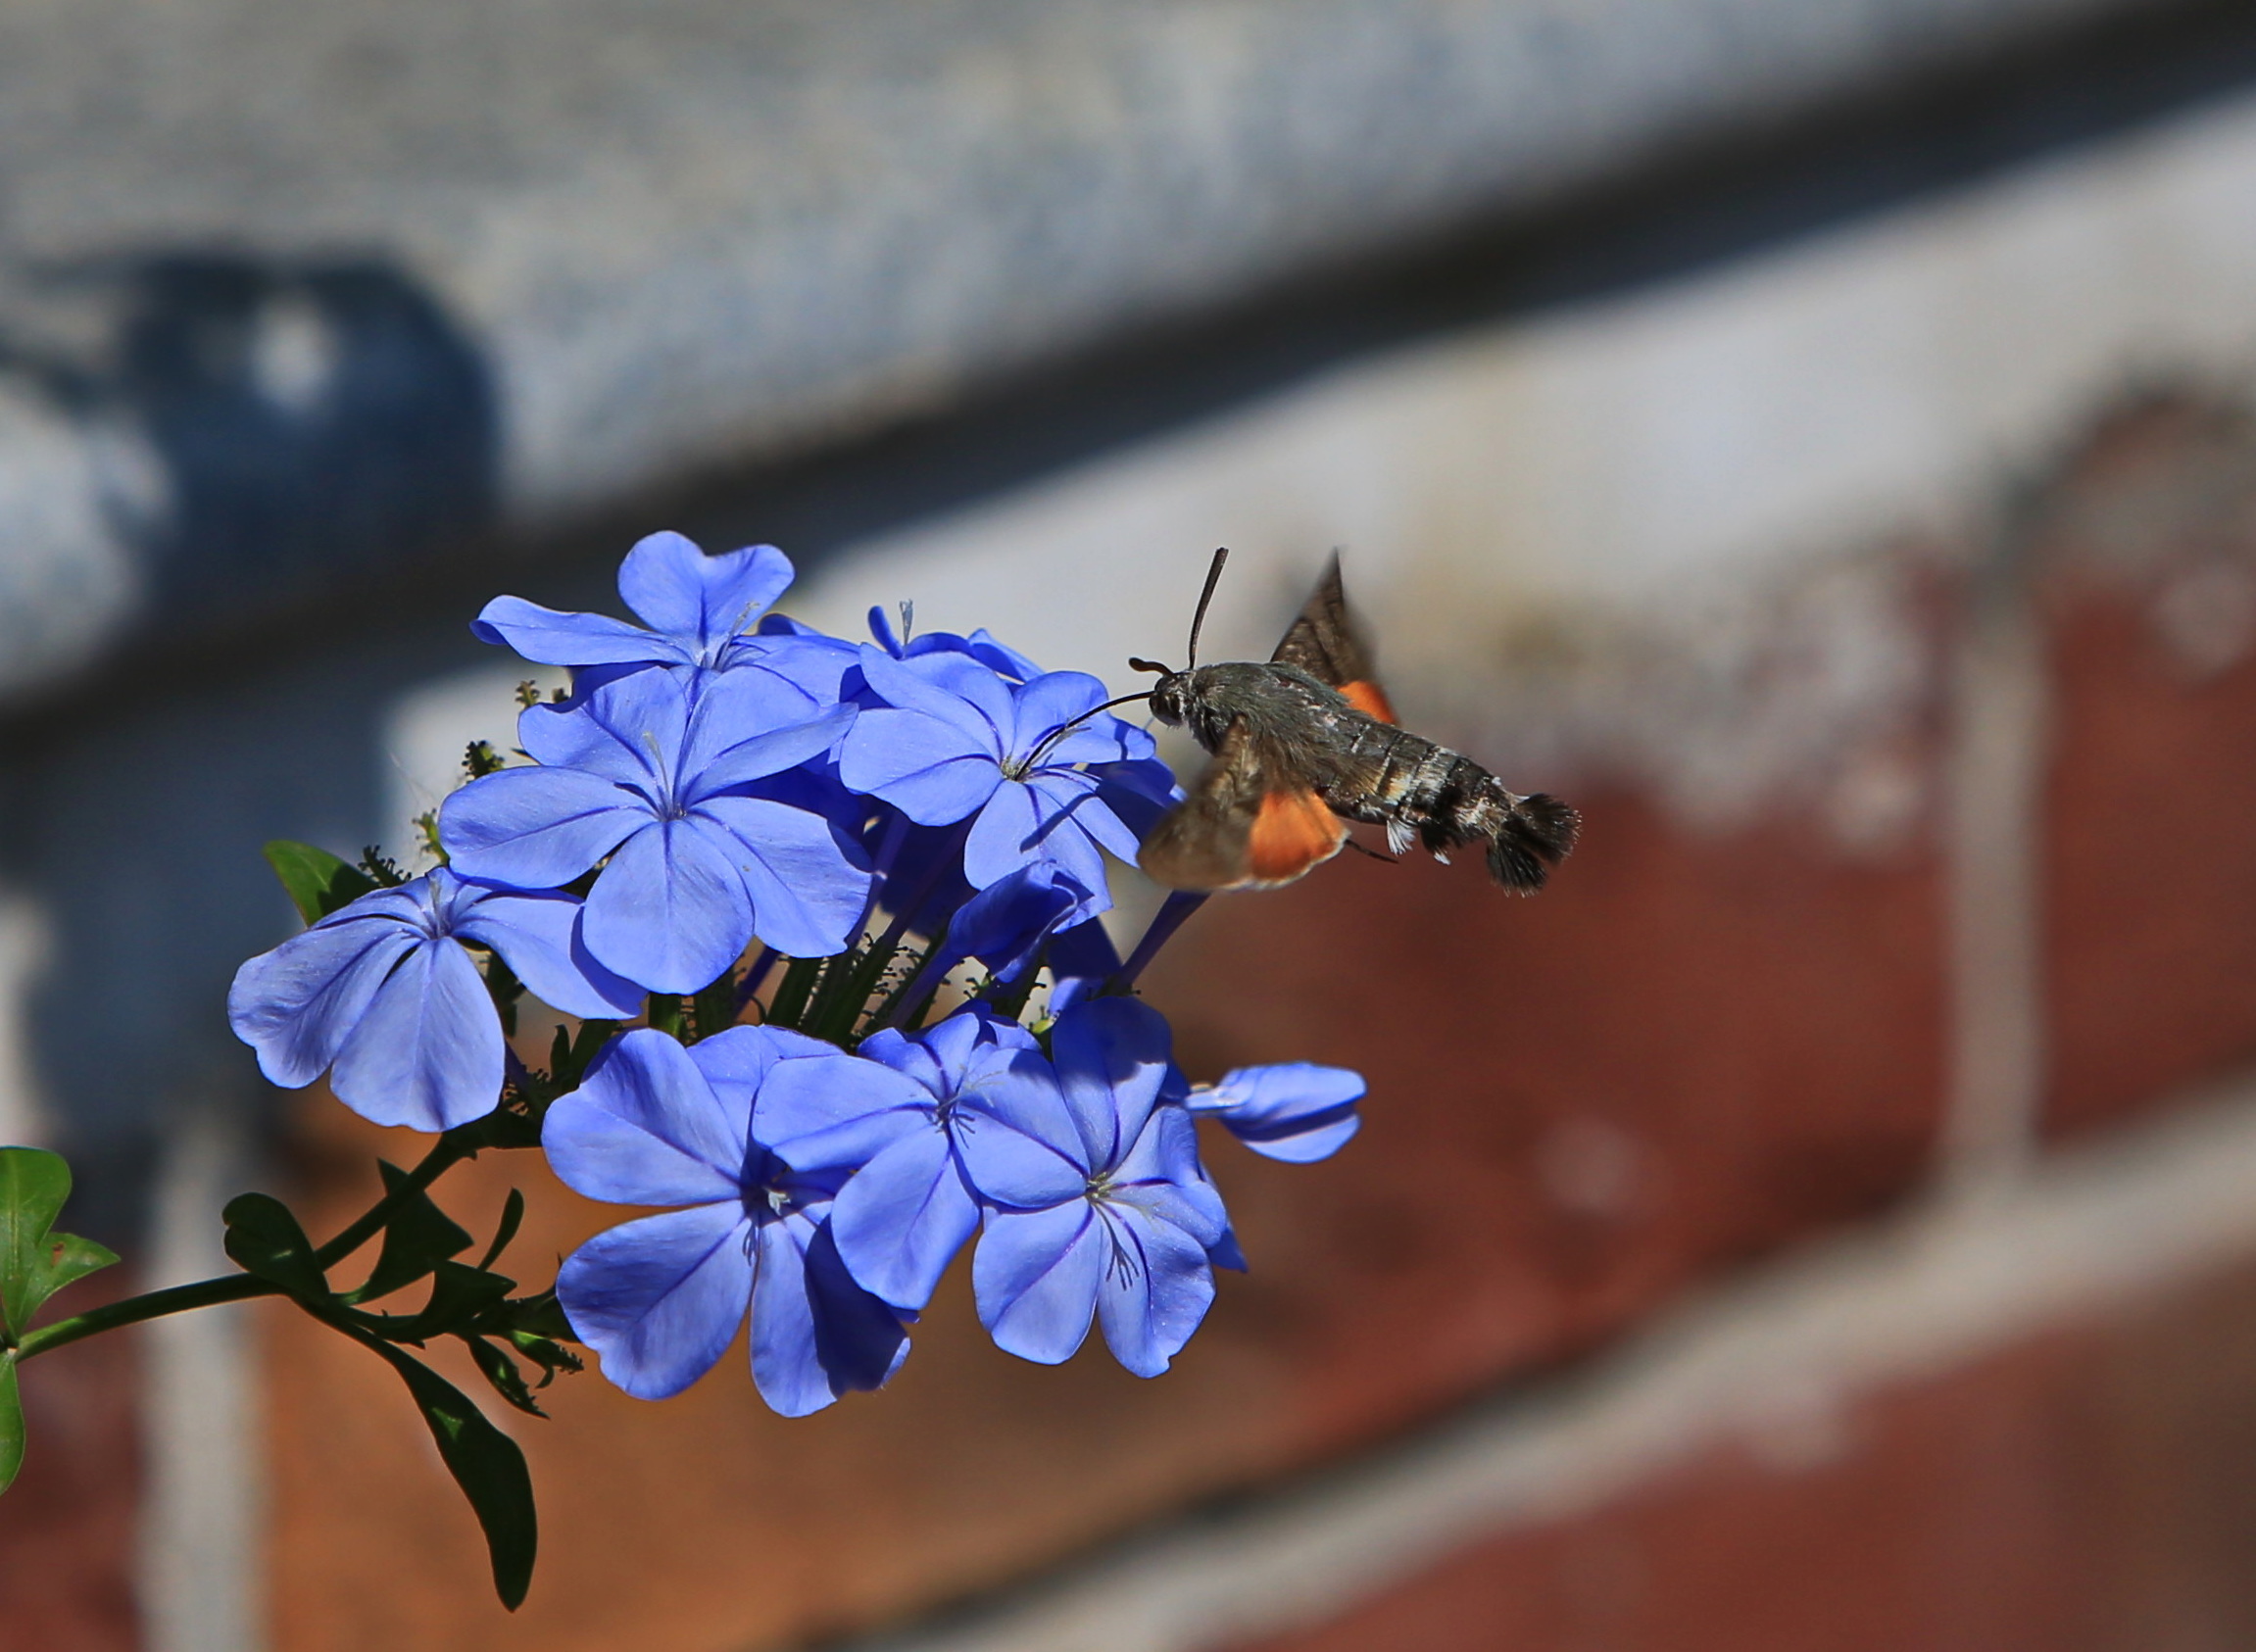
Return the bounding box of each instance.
[1484,791,1581,893]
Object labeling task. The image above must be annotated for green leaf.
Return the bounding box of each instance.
[1,1357,23,1497]
[388,1260,515,1343]
[358,1163,473,1303]
[474,1189,525,1273]
[262,841,376,926]
[221,1193,327,1301]
[0,1147,120,1342]
[356,1336,537,1608]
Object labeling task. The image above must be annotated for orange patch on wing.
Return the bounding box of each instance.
[1247,788,1348,884]
[1339,680,1397,723]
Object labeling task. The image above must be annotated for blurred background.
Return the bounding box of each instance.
[7,1,2256,1647]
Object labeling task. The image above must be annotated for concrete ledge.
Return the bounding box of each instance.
[0,0,2217,702]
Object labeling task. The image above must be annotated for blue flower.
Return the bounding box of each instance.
[437,667,866,992]
[542,1026,909,1415]
[758,1005,1069,1312]
[228,868,641,1132]
[1043,915,1123,1015]
[838,650,1167,897]
[471,531,795,673]
[862,605,1043,681]
[1189,1064,1365,1163]
[966,998,1228,1376]
[931,861,1107,985]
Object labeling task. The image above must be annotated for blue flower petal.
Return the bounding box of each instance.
[328,938,505,1132]
[804,1219,911,1396]
[746,1215,832,1416]
[966,771,1125,894]
[1113,1108,1229,1246]
[954,1101,1087,1211]
[1192,1063,1367,1164]
[934,864,1095,983]
[975,1200,1104,1366]
[470,596,694,668]
[837,707,1002,825]
[1029,770,1145,867]
[735,632,858,705]
[557,1203,755,1400]
[438,764,644,889]
[227,916,420,1089]
[1045,918,1122,1016]
[685,1022,838,1113]
[1051,997,1172,1170]
[828,1126,979,1311]
[1093,1203,1215,1378]
[580,816,755,994]
[616,532,794,658]
[752,1051,931,1172]
[857,648,1014,750]
[747,1212,909,1416]
[957,1048,1086,1179]
[449,888,644,1018]
[515,678,678,788]
[1004,671,1110,758]
[693,794,872,958]
[964,628,1043,681]
[679,664,843,777]
[686,701,857,799]
[542,1028,748,1204]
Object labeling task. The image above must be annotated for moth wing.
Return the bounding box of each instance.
[1138,721,1349,892]
[1270,554,1398,723]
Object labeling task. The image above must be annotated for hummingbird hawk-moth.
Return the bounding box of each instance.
[1125,549,1579,893]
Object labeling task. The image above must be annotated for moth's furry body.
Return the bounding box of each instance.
[1147,660,1575,890]
[1134,555,1580,893]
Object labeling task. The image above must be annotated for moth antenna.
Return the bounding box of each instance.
[1185,547,1230,669]
[1128,656,1173,675]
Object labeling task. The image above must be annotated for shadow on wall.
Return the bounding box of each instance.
[0,250,497,610]
[0,252,501,1240]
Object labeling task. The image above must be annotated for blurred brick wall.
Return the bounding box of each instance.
[0,1274,141,1652]
[1233,1257,2256,1652]
[226,388,2256,1652]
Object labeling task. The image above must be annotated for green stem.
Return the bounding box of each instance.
[16,1133,471,1362]
[15,1274,276,1362]
[314,1136,467,1270]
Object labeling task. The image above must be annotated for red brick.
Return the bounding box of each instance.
[1233,1255,2256,1652]
[2039,400,2256,1137]
[0,1272,143,1652]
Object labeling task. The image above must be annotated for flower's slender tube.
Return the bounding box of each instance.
[1112,891,1208,991]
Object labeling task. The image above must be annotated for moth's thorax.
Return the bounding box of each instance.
[1171,662,1349,753]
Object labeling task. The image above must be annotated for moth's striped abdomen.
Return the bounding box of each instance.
[1321,718,1579,892]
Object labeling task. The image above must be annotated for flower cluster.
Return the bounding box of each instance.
[229,530,1365,1414]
